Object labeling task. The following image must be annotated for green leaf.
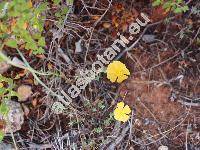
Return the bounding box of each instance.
[62,7,69,14]
[38,37,46,47]
[32,33,42,40]
[182,5,189,12]
[0,103,9,116]
[25,41,38,50]
[5,39,18,48]
[0,24,8,33]
[0,88,6,96]
[176,0,182,4]
[35,2,48,14]
[163,1,173,9]
[53,0,61,5]
[9,91,19,97]
[16,18,26,29]
[152,0,162,7]
[55,12,61,18]
[174,8,183,13]
[33,47,45,55]
[0,130,4,142]
[0,33,9,40]
[68,0,74,5]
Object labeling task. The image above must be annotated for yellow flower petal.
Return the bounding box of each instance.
[107,72,117,82]
[123,105,131,114]
[106,61,130,83]
[120,114,130,122]
[114,108,122,120]
[117,101,124,109]
[117,74,129,83]
[114,102,131,122]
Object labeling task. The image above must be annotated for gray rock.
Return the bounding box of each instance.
[0,101,24,133]
[142,34,156,43]
[0,142,15,150]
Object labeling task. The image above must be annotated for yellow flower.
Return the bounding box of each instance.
[106,61,130,83]
[114,101,131,122]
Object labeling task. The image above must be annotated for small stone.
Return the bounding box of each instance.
[0,101,24,133]
[0,61,10,74]
[142,34,156,43]
[75,39,83,53]
[158,145,168,150]
[17,85,32,102]
[0,142,15,150]
[103,22,111,29]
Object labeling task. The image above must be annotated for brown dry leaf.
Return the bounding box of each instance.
[24,79,34,85]
[32,98,37,107]
[111,15,119,28]
[19,43,26,49]
[114,3,124,13]
[47,62,53,70]
[10,19,17,28]
[0,61,10,74]
[36,54,46,59]
[17,85,33,102]
[23,22,28,30]
[103,22,111,29]
[151,6,169,22]
[28,0,32,8]
[14,69,28,79]
[186,19,193,25]
[0,120,6,131]
[22,104,30,117]
[28,50,33,56]
[91,15,100,20]
[122,23,128,32]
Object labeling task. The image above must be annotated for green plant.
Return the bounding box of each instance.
[0,0,47,55]
[191,5,200,17]
[98,101,106,110]
[93,127,103,134]
[0,130,4,141]
[0,75,18,102]
[53,0,74,27]
[152,0,189,14]
[55,7,70,25]
[103,113,114,126]
[0,75,18,142]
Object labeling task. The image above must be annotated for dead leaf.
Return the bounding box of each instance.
[111,15,119,28]
[22,104,30,117]
[14,70,28,79]
[36,54,46,59]
[23,22,28,30]
[47,62,53,70]
[32,98,37,107]
[114,3,124,13]
[151,6,169,22]
[91,15,100,20]
[17,85,33,102]
[103,22,111,29]
[0,61,10,74]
